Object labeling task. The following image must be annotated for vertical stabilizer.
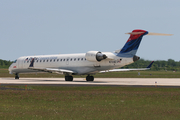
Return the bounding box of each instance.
[117,29,148,57]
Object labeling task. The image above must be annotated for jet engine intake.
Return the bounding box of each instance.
[85,51,107,62]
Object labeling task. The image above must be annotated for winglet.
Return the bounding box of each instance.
[29,58,35,67]
[146,61,154,68]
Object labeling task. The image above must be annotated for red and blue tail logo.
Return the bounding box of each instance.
[117,29,148,57]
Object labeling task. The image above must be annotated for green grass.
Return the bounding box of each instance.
[2,69,180,78]
[0,86,180,119]
[1,69,180,119]
[95,70,180,78]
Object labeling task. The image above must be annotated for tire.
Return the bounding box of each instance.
[65,76,73,81]
[15,74,19,79]
[90,76,94,81]
[86,75,94,81]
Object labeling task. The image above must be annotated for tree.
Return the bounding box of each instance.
[0,59,13,68]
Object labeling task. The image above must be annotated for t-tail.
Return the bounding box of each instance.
[117,29,148,58]
[116,29,172,60]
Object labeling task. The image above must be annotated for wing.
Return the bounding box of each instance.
[28,67,75,74]
[100,61,154,73]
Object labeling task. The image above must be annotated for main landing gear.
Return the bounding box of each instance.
[86,75,94,81]
[65,75,73,81]
[15,73,19,79]
[65,75,94,81]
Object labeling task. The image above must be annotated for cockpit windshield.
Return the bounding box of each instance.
[14,60,17,63]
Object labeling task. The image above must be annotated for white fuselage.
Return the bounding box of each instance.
[9,52,134,75]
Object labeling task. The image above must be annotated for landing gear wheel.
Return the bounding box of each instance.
[65,75,73,81]
[86,75,94,81]
[15,73,19,79]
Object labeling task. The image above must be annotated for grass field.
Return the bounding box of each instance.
[1,69,180,78]
[0,86,180,120]
[1,69,180,119]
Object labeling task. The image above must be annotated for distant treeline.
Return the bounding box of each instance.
[0,59,13,68]
[122,59,180,71]
[0,59,180,71]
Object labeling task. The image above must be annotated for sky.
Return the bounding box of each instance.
[0,0,179,61]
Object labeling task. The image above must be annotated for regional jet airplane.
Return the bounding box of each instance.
[9,29,172,81]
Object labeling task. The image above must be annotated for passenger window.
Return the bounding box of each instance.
[81,58,83,61]
[57,59,59,62]
[43,60,45,62]
[67,59,69,61]
[50,60,52,62]
[54,59,55,62]
[78,58,80,61]
[47,60,48,62]
[40,60,42,62]
[70,58,72,61]
[37,60,38,62]
[63,59,65,61]
[74,58,76,61]
[60,59,62,61]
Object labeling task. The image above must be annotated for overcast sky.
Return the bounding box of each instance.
[0,0,179,61]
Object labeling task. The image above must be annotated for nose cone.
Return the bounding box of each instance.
[8,63,13,74]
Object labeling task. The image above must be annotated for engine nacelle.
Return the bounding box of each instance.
[85,51,107,62]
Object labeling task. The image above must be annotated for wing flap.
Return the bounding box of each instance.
[46,68,74,74]
[28,67,75,74]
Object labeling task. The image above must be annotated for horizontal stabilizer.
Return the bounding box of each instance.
[126,32,173,36]
[148,32,173,36]
[125,32,145,35]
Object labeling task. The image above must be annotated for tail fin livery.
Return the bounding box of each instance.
[117,29,173,57]
[117,29,148,57]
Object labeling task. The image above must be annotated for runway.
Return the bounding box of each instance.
[1,78,180,87]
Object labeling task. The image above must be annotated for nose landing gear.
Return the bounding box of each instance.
[15,73,19,79]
